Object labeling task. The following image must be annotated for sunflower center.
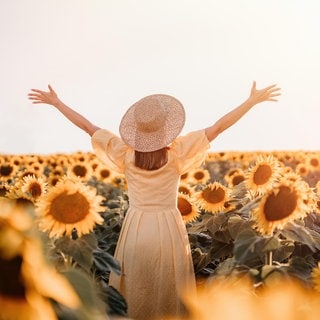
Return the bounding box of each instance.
[0,187,8,197]
[73,165,87,177]
[263,186,298,221]
[100,169,110,179]
[29,182,42,198]
[232,175,245,186]
[203,187,225,204]
[177,198,192,216]
[180,173,188,180]
[298,167,307,175]
[49,191,90,223]
[0,255,25,298]
[310,158,319,167]
[178,186,191,196]
[0,165,13,177]
[194,171,204,180]
[253,164,272,185]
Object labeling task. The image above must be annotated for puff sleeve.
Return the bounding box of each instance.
[171,129,210,175]
[91,129,128,174]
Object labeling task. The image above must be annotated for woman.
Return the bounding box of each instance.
[28,81,280,319]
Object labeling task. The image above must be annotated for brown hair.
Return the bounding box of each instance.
[135,147,169,170]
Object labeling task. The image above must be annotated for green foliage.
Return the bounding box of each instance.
[188,205,320,284]
[44,180,129,318]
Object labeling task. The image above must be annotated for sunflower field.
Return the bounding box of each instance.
[1,150,320,320]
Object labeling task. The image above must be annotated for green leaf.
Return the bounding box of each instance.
[205,213,228,235]
[233,228,260,264]
[260,264,287,281]
[305,227,320,250]
[100,283,128,316]
[227,215,253,240]
[62,268,106,311]
[192,248,211,273]
[233,229,280,264]
[287,255,315,281]
[209,241,233,260]
[211,229,232,243]
[272,241,295,263]
[256,236,280,256]
[188,232,212,250]
[213,257,237,276]
[54,234,97,272]
[281,222,317,252]
[93,249,121,275]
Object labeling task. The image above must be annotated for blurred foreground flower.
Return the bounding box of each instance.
[179,276,320,320]
[36,175,105,238]
[0,198,81,320]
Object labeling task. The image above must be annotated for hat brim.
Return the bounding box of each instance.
[119,94,185,152]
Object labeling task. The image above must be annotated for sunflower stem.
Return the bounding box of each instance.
[265,251,273,266]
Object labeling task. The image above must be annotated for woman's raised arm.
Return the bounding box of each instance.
[28,85,100,136]
[205,81,281,142]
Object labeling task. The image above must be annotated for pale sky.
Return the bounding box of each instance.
[1,0,319,155]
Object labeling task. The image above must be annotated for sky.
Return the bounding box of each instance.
[1,0,319,155]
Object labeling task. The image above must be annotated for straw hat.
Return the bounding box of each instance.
[119,94,185,152]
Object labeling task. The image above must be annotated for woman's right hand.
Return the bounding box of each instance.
[28,84,60,106]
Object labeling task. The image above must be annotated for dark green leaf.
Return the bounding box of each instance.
[227,215,253,240]
[54,235,97,272]
[93,249,121,275]
[209,241,233,260]
[281,222,317,252]
[205,213,228,235]
[233,228,260,264]
[233,229,278,264]
[62,269,106,310]
[272,241,295,263]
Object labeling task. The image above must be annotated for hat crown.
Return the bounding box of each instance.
[134,98,168,133]
[119,94,185,152]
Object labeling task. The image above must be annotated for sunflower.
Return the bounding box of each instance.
[0,243,81,320]
[17,168,40,180]
[194,181,231,214]
[178,182,195,196]
[67,162,93,182]
[295,163,310,177]
[71,151,91,163]
[8,155,24,167]
[189,168,211,185]
[92,162,114,183]
[0,161,18,183]
[0,199,80,319]
[227,171,246,188]
[177,192,200,223]
[0,182,10,197]
[251,178,311,235]
[35,175,105,238]
[180,171,192,184]
[5,174,47,203]
[306,153,320,170]
[224,167,242,181]
[19,175,47,203]
[245,155,282,197]
[5,184,35,209]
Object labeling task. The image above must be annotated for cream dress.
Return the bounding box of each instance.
[91,129,210,320]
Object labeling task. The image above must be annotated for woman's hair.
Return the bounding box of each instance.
[135,147,169,170]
